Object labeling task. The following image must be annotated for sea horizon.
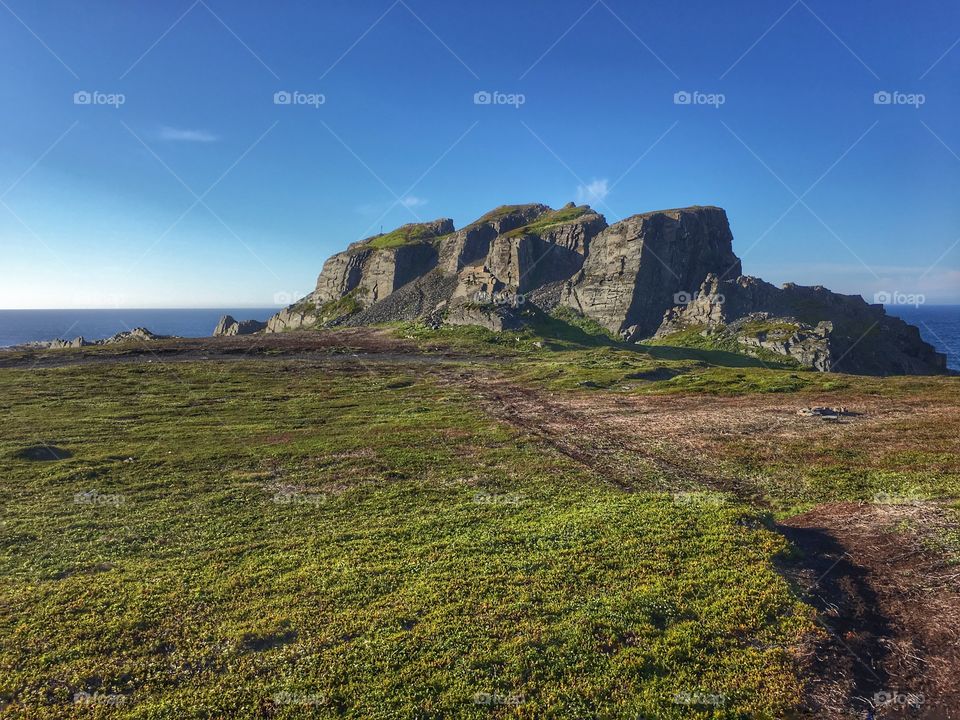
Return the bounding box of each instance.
[2,304,958,371]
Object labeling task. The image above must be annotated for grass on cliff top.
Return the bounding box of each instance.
[464,204,544,230]
[363,222,447,250]
[0,360,814,719]
[504,205,592,238]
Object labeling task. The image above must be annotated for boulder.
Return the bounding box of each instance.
[213,316,267,337]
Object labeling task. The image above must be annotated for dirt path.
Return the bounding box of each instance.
[451,370,960,719]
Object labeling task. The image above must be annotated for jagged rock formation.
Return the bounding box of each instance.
[220,203,946,376]
[23,327,169,350]
[213,315,267,337]
[656,274,946,375]
[561,207,740,340]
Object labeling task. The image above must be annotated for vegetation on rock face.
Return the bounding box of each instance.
[646,325,803,369]
[364,223,440,250]
[504,205,592,238]
[316,289,363,323]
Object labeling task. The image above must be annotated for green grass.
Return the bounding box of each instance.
[646,325,802,370]
[504,206,592,238]
[363,223,446,250]
[736,320,802,338]
[0,361,816,719]
[464,204,543,230]
[316,289,363,323]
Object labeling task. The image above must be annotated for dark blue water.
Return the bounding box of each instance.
[884,305,960,371]
[0,309,280,348]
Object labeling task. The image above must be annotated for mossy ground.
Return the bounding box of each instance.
[0,360,815,719]
[1,316,957,718]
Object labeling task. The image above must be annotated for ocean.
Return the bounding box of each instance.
[0,308,280,348]
[884,305,960,371]
[0,305,957,371]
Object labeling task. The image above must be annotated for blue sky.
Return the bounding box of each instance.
[1,0,958,308]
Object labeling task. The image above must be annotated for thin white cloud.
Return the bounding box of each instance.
[401,195,428,208]
[576,178,609,206]
[159,126,219,143]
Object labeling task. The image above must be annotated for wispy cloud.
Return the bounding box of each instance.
[159,126,219,143]
[576,178,609,205]
[401,195,427,208]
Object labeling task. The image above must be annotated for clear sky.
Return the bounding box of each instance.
[1,0,958,308]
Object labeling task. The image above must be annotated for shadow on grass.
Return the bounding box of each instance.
[531,308,794,370]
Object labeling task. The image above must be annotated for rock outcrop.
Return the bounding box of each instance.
[213,315,267,337]
[219,202,945,376]
[561,207,741,340]
[24,327,169,350]
[656,274,946,374]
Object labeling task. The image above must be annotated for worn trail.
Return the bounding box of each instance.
[453,369,960,720]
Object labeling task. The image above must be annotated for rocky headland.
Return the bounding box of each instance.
[215,203,946,376]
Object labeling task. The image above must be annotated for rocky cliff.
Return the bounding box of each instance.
[656,274,946,374]
[214,203,946,376]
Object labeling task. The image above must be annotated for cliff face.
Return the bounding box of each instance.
[214,203,946,376]
[561,207,740,340]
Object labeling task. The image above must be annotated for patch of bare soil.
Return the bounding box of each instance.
[781,503,960,720]
[447,373,960,719]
